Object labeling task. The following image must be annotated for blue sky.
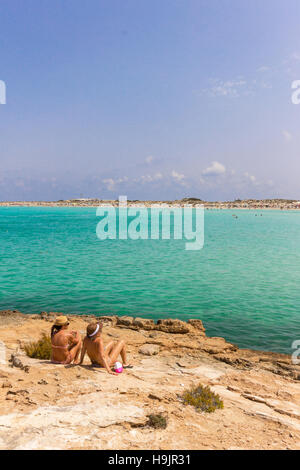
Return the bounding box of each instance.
[1,0,300,201]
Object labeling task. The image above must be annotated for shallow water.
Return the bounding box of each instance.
[0,206,299,354]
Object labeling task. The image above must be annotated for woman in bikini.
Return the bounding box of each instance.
[51,316,82,364]
[79,321,132,375]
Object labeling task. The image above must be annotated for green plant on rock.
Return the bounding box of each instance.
[147,413,168,429]
[24,333,52,360]
[182,383,224,413]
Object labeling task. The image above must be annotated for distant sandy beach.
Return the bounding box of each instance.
[1,198,300,210]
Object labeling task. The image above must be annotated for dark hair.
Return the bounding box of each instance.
[51,325,63,338]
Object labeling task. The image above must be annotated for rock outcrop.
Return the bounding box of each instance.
[133,317,156,330]
[0,311,300,450]
[188,319,206,334]
[115,316,205,335]
[116,316,134,327]
[156,318,191,334]
[139,344,160,356]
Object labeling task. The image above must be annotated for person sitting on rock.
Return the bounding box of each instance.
[51,316,82,364]
[79,321,132,374]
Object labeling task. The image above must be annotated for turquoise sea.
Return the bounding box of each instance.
[0,206,299,354]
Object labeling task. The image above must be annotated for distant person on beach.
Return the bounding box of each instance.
[51,316,82,364]
[79,321,132,375]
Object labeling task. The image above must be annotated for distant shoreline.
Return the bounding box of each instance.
[0,198,300,210]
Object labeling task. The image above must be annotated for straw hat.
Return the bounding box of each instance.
[54,315,69,326]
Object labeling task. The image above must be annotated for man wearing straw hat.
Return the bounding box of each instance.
[51,316,82,364]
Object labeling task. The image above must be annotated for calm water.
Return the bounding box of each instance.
[0,206,299,354]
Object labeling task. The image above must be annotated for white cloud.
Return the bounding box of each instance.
[204,78,247,98]
[102,176,128,191]
[171,170,185,182]
[102,178,116,191]
[202,161,226,176]
[282,130,292,142]
[261,81,272,89]
[145,155,154,164]
[290,52,300,61]
[136,173,163,183]
[201,71,275,98]
[257,66,270,72]
[244,172,256,183]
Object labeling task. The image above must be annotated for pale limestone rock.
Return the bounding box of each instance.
[1,313,300,450]
[139,344,160,356]
[0,341,6,365]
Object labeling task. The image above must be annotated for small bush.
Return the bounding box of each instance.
[182,384,224,413]
[147,413,168,429]
[24,333,52,360]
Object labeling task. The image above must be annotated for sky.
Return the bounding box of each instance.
[1,0,300,201]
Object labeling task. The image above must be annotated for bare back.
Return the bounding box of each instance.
[80,326,129,374]
[84,336,105,366]
[51,330,75,363]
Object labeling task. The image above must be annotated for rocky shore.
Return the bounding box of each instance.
[0,310,300,450]
[1,197,300,210]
